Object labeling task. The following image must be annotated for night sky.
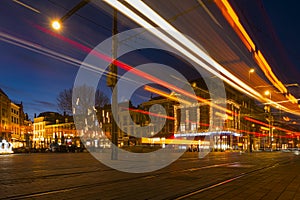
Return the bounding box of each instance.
[1,0,300,120]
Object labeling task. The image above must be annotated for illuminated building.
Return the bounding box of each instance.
[10,102,23,148]
[139,97,175,139]
[97,104,112,139]
[22,118,33,149]
[0,88,11,141]
[0,88,27,148]
[96,102,143,147]
[33,112,78,149]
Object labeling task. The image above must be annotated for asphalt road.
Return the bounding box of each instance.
[0,151,299,199]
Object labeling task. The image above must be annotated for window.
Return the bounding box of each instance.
[191,123,197,131]
[180,123,185,132]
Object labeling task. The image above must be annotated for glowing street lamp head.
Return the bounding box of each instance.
[264,90,270,96]
[51,20,61,30]
[249,68,255,73]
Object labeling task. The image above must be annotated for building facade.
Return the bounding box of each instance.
[33,112,79,149]
[0,89,11,141]
[0,88,28,148]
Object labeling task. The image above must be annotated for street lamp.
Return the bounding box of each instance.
[51,20,61,30]
[264,90,273,149]
[264,90,270,97]
[248,68,255,81]
[50,0,90,31]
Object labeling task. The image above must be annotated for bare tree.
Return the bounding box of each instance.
[57,86,109,115]
[57,88,72,115]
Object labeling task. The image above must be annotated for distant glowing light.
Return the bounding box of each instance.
[51,21,61,30]
[264,90,270,96]
[283,116,290,122]
[249,68,255,73]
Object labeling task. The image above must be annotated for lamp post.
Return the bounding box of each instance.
[250,123,255,152]
[248,68,255,82]
[51,0,90,31]
[264,90,271,101]
[246,68,255,152]
[49,0,120,159]
[109,9,118,160]
[264,90,273,149]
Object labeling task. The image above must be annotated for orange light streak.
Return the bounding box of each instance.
[36,25,236,116]
[244,116,300,135]
[214,0,255,51]
[125,107,175,120]
[215,0,299,106]
[144,85,192,105]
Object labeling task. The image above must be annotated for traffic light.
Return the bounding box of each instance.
[106,63,117,87]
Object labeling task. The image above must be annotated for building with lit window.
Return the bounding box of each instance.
[0,88,27,148]
[0,88,11,141]
[139,97,175,139]
[10,102,23,148]
[33,112,78,149]
[96,102,142,147]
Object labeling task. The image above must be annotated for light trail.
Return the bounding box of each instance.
[123,107,211,127]
[144,85,192,106]
[103,0,300,117]
[119,0,267,100]
[124,107,299,138]
[3,20,299,135]
[0,31,139,87]
[34,24,238,116]
[106,0,262,101]
[12,0,41,14]
[124,107,175,120]
[215,0,299,106]
[244,116,300,136]
[0,29,233,116]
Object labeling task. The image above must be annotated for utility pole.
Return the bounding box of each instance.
[50,0,118,159]
[106,9,118,160]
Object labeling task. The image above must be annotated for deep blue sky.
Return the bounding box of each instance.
[1,0,300,120]
[232,0,300,84]
[1,0,115,119]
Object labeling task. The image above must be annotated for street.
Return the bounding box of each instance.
[1,151,300,200]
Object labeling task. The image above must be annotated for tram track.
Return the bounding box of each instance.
[2,160,242,199]
[0,154,240,184]
[172,157,295,200]
[1,153,296,199]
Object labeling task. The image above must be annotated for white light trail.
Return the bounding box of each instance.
[125,0,264,99]
[103,0,258,99]
[13,0,41,14]
[103,0,300,116]
[0,32,153,88]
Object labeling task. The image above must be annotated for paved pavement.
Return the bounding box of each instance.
[178,153,300,200]
[0,151,299,199]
